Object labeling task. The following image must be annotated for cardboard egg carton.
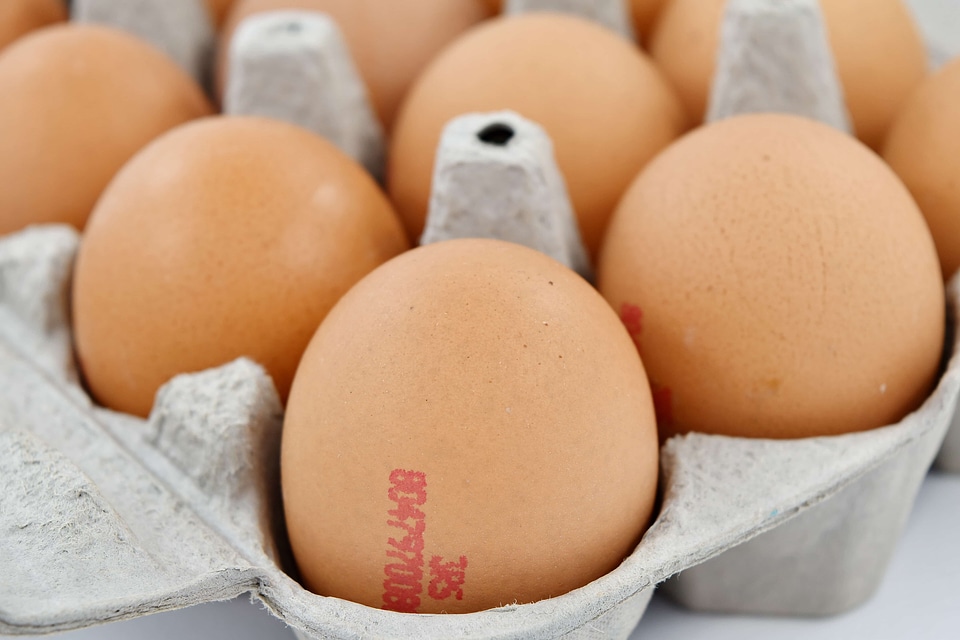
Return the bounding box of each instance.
[1,0,958,637]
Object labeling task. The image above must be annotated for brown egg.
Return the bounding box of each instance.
[282,238,660,613]
[388,13,687,257]
[884,58,960,281]
[73,117,409,418]
[649,0,928,149]
[0,25,212,236]
[598,113,944,440]
[0,0,65,52]
[218,0,492,131]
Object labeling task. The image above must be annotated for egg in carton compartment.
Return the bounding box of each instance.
[900,0,960,472]
[1,0,959,637]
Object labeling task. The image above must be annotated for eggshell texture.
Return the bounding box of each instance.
[598,114,944,441]
[388,13,687,257]
[72,116,410,418]
[884,58,960,281]
[282,238,660,614]
[0,0,65,52]
[218,0,492,131]
[0,25,212,236]
[649,0,928,149]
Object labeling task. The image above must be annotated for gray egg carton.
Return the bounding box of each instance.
[2,0,959,637]
[2,224,958,638]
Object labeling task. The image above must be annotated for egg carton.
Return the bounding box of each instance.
[2,0,959,638]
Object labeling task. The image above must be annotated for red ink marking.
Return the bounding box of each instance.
[382,470,469,612]
[652,383,673,428]
[428,555,468,601]
[619,303,644,354]
[382,470,427,613]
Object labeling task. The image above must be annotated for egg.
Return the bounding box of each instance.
[649,0,928,150]
[598,113,944,440]
[388,13,687,257]
[217,0,493,131]
[0,25,212,236]
[884,58,960,281]
[0,0,65,52]
[72,116,409,418]
[282,238,660,614]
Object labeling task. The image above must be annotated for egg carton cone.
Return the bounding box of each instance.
[71,0,215,87]
[706,0,852,131]
[3,224,958,638]
[937,382,960,472]
[504,0,636,42]
[421,111,593,280]
[224,11,386,181]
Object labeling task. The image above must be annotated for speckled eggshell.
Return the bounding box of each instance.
[0,25,212,236]
[884,57,960,281]
[218,0,493,130]
[72,116,410,418]
[598,113,944,441]
[0,0,65,52]
[281,238,660,614]
[388,13,687,257]
[650,0,928,149]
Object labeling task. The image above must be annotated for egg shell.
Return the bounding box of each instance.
[650,0,929,149]
[0,0,65,52]
[598,113,945,440]
[72,116,409,418]
[388,12,687,257]
[0,24,212,236]
[884,57,960,281]
[281,238,660,614]
[218,0,493,130]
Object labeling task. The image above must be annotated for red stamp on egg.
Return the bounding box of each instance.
[382,469,468,613]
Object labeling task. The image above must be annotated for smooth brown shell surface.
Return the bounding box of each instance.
[218,0,493,130]
[282,238,660,614]
[598,114,944,440]
[0,0,65,52]
[884,58,960,281]
[0,25,212,236]
[649,0,928,149]
[72,117,409,418]
[388,13,687,257]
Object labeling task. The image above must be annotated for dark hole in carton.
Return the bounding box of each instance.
[477,123,515,146]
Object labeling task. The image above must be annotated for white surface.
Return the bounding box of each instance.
[8,472,957,639]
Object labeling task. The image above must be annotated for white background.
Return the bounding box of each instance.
[8,472,957,640]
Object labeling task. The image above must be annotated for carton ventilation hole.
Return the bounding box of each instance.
[477,123,515,146]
